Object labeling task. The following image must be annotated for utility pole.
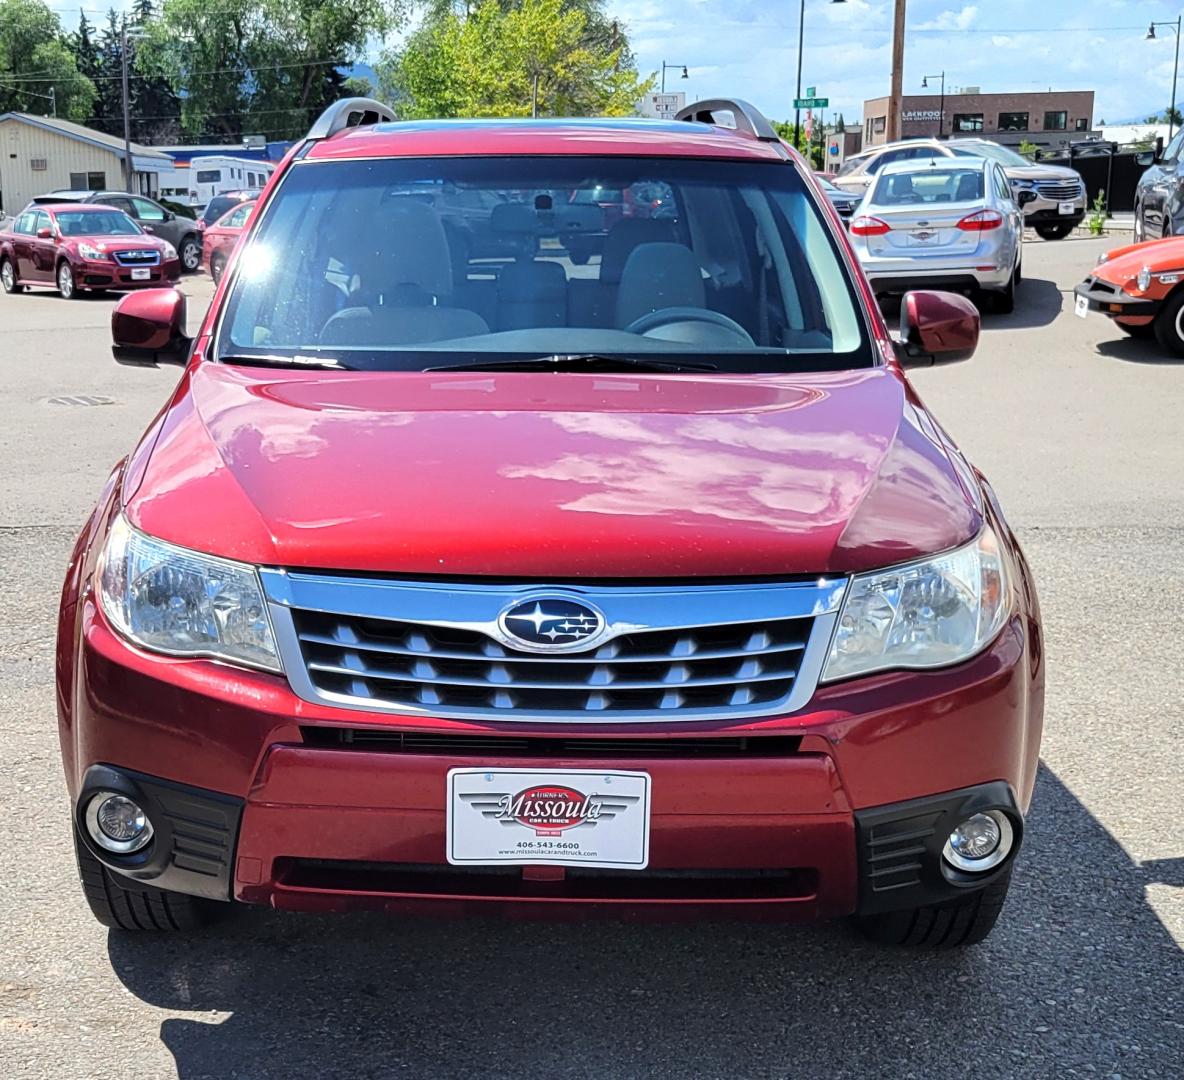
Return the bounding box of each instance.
[793,0,806,143]
[887,0,906,143]
[121,20,133,192]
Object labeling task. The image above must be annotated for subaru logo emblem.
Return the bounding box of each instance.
[498,596,606,653]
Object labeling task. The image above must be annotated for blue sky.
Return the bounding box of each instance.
[613,0,1184,126]
[45,0,1184,127]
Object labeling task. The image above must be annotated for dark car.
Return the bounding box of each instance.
[61,98,1042,950]
[814,173,859,220]
[197,190,262,232]
[31,190,203,273]
[0,203,180,298]
[1134,128,1184,242]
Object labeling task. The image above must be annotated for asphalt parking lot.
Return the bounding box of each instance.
[2,238,1182,1079]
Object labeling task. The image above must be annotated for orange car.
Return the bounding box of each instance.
[1074,237,1184,353]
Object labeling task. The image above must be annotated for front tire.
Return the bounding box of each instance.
[73,826,219,931]
[57,260,77,299]
[855,870,1012,949]
[180,235,202,273]
[1034,223,1073,241]
[0,256,21,293]
[210,253,226,285]
[1152,289,1184,356]
[994,268,1017,314]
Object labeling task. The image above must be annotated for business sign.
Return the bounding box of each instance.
[903,110,943,121]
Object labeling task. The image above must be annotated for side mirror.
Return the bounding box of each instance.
[896,290,980,367]
[36,227,53,239]
[111,289,191,367]
[1135,150,1156,167]
[1016,189,1038,207]
[164,210,176,221]
[142,224,155,234]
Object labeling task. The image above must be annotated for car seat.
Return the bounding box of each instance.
[615,242,706,329]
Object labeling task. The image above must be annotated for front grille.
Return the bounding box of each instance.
[291,609,812,717]
[263,572,844,722]
[278,859,817,901]
[1084,276,1118,296]
[113,249,161,266]
[1034,179,1081,201]
[300,726,803,758]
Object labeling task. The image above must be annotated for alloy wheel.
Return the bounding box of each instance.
[58,263,74,299]
[181,239,201,272]
[0,259,14,293]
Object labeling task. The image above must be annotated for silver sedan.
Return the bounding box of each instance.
[848,157,1031,312]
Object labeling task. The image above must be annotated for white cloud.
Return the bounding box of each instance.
[916,6,978,32]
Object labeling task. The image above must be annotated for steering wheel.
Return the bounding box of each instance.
[623,306,755,346]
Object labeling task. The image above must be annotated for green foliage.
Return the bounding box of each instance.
[772,119,823,169]
[380,0,651,119]
[1017,138,1039,159]
[0,0,97,121]
[137,0,407,140]
[1088,188,1107,235]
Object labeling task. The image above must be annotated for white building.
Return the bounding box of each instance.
[638,92,687,120]
[0,112,171,216]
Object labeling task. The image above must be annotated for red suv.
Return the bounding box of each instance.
[57,99,1043,948]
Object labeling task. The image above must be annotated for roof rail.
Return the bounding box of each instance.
[674,98,780,144]
[306,98,396,141]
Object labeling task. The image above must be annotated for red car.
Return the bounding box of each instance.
[201,200,255,284]
[1073,235,1184,354]
[58,98,1043,949]
[0,204,180,298]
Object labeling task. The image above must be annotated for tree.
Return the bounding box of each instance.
[835,112,845,133]
[0,0,96,120]
[380,0,651,119]
[136,0,407,142]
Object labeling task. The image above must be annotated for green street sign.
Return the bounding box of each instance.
[806,86,817,97]
[793,97,829,109]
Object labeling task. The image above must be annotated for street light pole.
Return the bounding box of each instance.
[793,0,846,146]
[922,71,946,137]
[660,62,688,95]
[1149,18,1182,142]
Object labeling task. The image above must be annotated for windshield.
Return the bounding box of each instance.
[217,156,870,373]
[202,196,240,225]
[951,142,1030,168]
[55,210,140,236]
[872,168,985,206]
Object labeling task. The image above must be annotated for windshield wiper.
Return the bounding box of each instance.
[428,353,719,374]
[217,353,355,371]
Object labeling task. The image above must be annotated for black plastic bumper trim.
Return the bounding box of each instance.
[76,765,242,901]
[854,781,1023,915]
[1073,282,1158,317]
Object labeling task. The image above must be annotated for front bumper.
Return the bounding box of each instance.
[1074,278,1160,319]
[78,258,181,289]
[62,596,1042,920]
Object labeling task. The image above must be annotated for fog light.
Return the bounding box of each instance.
[942,810,1013,873]
[85,792,153,854]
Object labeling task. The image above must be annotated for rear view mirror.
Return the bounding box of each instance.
[896,290,980,367]
[111,289,191,367]
[1016,189,1037,207]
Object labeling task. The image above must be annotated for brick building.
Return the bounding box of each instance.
[861,90,1096,149]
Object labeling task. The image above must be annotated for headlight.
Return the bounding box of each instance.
[161,242,178,259]
[78,243,107,260]
[98,515,281,672]
[822,527,1010,682]
[1137,264,1152,292]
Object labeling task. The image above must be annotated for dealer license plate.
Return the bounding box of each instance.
[447,767,651,869]
[1058,201,1076,216]
[130,267,151,280]
[1074,294,1089,319]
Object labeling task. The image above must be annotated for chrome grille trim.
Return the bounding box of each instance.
[262,571,846,723]
[1033,179,1082,201]
[113,249,161,266]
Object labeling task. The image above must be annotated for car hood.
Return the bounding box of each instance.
[123,363,982,578]
[64,234,167,252]
[1094,236,1184,283]
[1003,164,1081,182]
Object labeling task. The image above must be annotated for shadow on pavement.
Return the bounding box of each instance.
[107,764,1182,1079]
[877,278,1062,333]
[1095,335,1184,365]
